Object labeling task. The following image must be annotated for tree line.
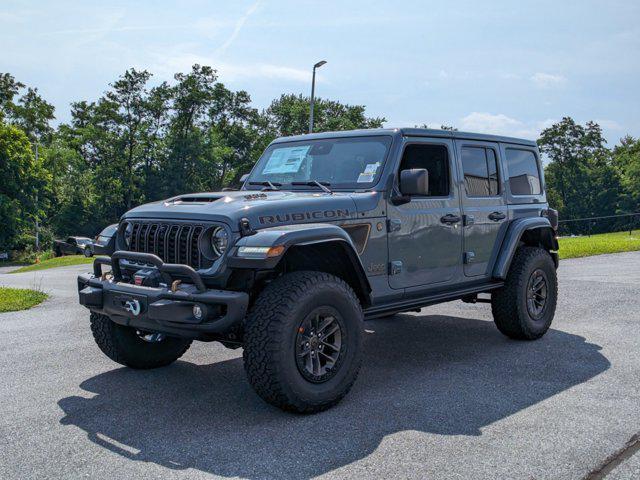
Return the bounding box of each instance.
[1,65,639,256]
[0,66,384,255]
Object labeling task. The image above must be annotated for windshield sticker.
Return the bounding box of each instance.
[357,173,375,183]
[262,146,310,174]
[363,162,380,174]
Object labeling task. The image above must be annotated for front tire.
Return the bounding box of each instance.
[243,271,363,413]
[491,246,558,340]
[83,247,93,257]
[89,313,192,369]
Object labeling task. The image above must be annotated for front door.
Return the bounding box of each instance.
[387,138,463,289]
[455,140,508,277]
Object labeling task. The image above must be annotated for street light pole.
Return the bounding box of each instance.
[35,142,40,252]
[309,60,327,133]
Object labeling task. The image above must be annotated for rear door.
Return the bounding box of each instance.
[387,137,464,289]
[455,140,508,277]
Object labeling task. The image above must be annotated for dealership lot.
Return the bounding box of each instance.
[0,253,638,479]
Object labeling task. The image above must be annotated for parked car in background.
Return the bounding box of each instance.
[54,237,93,257]
[90,224,118,256]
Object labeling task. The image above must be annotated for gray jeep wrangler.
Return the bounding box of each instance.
[78,128,559,413]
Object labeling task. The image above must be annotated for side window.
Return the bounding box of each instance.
[461,146,500,197]
[505,149,542,195]
[67,237,75,245]
[398,144,450,196]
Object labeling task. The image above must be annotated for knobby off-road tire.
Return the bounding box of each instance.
[89,312,192,369]
[243,271,364,413]
[491,246,558,340]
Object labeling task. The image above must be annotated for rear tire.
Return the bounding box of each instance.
[491,246,558,340]
[89,312,191,369]
[243,271,363,413]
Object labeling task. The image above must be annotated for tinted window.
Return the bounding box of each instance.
[461,147,500,197]
[399,144,450,196]
[505,149,541,195]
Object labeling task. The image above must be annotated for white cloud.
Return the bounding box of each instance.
[595,119,623,130]
[460,112,522,134]
[531,72,567,88]
[459,112,557,139]
[150,51,311,83]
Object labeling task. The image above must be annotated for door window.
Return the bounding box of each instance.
[398,144,450,197]
[461,147,500,197]
[505,149,542,195]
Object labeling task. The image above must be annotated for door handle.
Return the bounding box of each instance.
[440,213,461,225]
[488,211,506,221]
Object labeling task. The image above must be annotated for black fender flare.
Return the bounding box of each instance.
[493,217,558,279]
[227,223,372,296]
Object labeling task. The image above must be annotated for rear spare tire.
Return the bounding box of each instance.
[243,271,363,413]
[491,246,558,340]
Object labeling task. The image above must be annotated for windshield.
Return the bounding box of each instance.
[99,224,118,237]
[246,136,392,189]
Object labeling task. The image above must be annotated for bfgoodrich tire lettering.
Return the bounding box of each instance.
[243,271,363,413]
[491,246,558,340]
[89,312,191,369]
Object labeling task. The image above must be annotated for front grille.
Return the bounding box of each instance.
[127,222,211,269]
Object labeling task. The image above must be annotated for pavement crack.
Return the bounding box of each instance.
[583,432,640,479]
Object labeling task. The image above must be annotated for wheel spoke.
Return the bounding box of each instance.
[316,316,335,334]
[321,324,340,339]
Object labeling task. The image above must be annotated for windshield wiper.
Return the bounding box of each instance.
[291,180,332,194]
[248,181,281,191]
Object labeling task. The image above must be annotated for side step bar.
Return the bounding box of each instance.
[364,281,504,320]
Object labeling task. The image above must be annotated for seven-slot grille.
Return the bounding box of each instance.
[127,222,212,269]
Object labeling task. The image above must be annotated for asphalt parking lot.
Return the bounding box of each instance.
[1,253,639,479]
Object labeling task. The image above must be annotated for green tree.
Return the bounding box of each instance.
[538,117,622,222]
[0,122,49,249]
[613,135,640,212]
[266,93,385,137]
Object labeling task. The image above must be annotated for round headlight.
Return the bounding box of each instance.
[211,227,229,256]
[123,222,133,247]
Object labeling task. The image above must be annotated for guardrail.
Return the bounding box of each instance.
[558,212,640,237]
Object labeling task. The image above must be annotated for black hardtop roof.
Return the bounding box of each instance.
[271,127,537,148]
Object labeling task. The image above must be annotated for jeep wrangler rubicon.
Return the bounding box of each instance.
[78,128,559,413]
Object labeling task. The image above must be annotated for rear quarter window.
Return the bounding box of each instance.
[505,149,542,195]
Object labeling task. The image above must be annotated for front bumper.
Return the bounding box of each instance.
[77,252,249,339]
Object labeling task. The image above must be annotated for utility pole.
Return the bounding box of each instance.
[309,60,327,133]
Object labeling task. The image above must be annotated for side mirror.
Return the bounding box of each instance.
[400,168,429,196]
[239,173,250,184]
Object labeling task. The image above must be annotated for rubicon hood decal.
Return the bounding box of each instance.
[258,209,350,225]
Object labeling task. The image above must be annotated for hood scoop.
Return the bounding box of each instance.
[164,195,223,205]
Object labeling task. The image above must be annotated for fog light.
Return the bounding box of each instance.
[193,304,203,320]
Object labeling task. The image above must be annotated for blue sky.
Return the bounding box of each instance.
[2,0,639,143]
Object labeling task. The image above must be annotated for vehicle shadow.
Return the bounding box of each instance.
[58,314,609,479]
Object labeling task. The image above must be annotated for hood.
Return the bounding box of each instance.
[123,190,384,231]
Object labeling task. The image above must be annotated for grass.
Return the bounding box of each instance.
[10,255,94,273]
[558,229,640,259]
[0,287,48,312]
